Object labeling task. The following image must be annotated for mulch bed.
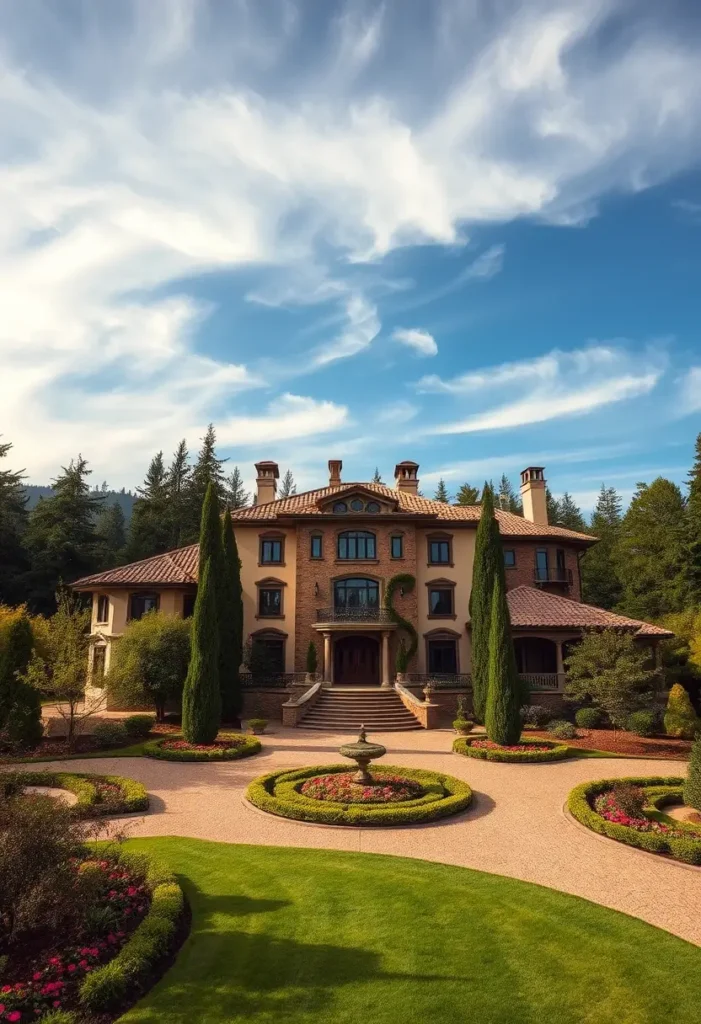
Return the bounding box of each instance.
[532,728,692,759]
[0,724,181,764]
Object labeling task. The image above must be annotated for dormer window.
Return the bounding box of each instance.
[366,502,380,513]
[333,502,347,513]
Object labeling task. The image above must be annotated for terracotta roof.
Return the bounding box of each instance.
[230,482,595,542]
[73,544,199,588]
[506,586,673,637]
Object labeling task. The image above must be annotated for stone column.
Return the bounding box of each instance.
[381,630,391,688]
[555,640,565,690]
[322,631,332,684]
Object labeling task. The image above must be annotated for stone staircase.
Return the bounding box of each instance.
[298,687,423,732]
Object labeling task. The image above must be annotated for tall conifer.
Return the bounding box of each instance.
[469,484,500,722]
[181,556,221,744]
[220,508,243,724]
[485,572,522,746]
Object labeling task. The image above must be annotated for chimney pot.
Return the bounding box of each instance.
[394,460,419,496]
[254,460,279,505]
[328,459,342,488]
[520,466,548,524]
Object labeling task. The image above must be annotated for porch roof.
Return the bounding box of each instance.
[506,586,673,638]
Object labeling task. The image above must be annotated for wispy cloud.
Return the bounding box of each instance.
[217,394,349,445]
[391,327,438,357]
[677,367,701,414]
[672,199,701,224]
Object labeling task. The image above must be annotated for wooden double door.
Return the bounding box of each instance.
[334,635,380,686]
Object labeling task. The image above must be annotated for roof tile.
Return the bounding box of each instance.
[507,586,673,637]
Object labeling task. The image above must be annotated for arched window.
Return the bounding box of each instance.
[334,578,379,611]
[337,530,376,559]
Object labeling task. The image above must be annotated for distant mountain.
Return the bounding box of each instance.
[23,485,137,521]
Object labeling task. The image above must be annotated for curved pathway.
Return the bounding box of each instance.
[13,726,701,945]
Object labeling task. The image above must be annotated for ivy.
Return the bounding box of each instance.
[383,573,418,662]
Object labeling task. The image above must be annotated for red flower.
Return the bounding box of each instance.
[7,1012,21,1022]
[67,964,76,973]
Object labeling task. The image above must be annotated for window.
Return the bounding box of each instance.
[92,646,106,686]
[428,538,451,564]
[535,548,549,582]
[350,498,364,512]
[391,535,403,559]
[334,577,379,611]
[333,502,347,513]
[338,530,376,559]
[261,638,285,674]
[429,588,454,616]
[183,594,196,618]
[258,587,282,617]
[130,593,159,621]
[427,638,458,674]
[96,594,109,624]
[250,633,286,676]
[260,536,284,564]
[556,548,566,570]
[366,501,380,513]
[310,534,323,559]
[504,549,516,568]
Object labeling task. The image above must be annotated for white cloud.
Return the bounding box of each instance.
[416,346,619,393]
[217,394,349,445]
[678,367,701,414]
[310,293,381,367]
[460,244,505,281]
[376,400,419,424]
[392,327,438,357]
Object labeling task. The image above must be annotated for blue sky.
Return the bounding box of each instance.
[1,0,700,511]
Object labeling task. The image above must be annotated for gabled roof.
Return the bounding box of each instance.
[506,586,673,637]
[73,544,198,589]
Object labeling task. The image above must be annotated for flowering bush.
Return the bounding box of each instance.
[469,740,554,754]
[159,738,244,752]
[300,773,423,804]
[453,736,571,763]
[144,733,261,761]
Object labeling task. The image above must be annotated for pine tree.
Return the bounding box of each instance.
[225,466,250,509]
[186,425,228,541]
[554,492,586,532]
[125,452,171,560]
[686,432,701,604]
[485,571,521,746]
[0,438,29,605]
[219,508,243,724]
[372,468,383,484]
[96,502,126,565]
[0,613,34,727]
[469,484,500,722]
[684,736,701,812]
[546,487,559,523]
[615,478,689,619]
[581,485,623,609]
[278,470,296,499]
[24,456,104,613]
[181,556,221,744]
[455,482,480,505]
[496,474,522,515]
[434,479,451,503]
[166,439,191,548]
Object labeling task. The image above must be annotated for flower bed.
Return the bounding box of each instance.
[2,771,148,817]
[143,733,261,762]
[453,736,571,763]
[300,773,423,804]
[246,764,472,826]
[567,776,701,865]
[0,849,184,1022]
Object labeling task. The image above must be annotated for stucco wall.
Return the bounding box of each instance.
[235,524,297,673]
[416,527,474,673]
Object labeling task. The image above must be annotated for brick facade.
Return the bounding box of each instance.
[503,541,581,601]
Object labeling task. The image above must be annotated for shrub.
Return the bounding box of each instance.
[627,709,656,737]
[520,705,552,728]
[547,719,576,740]
[93,720,129,749]
[575,707,603,729]
[453,736,571,763]
[143,733,261,761]
[182,553,221,744]
[247,718,267,734]
[396,638,409,674]
[565,629,656,728]
[485,573,521,745]
[684,737,701,812]
[453,718,473,733]
[306,641,318,675]
[123,714,155,739]
[0,612,34,728]
[106,613,190,722]
[611,782,646,817]
[664,683,699,739]
[2,770,149,817]
[4,679,43,748]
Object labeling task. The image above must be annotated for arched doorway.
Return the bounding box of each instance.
[334,635,380,685]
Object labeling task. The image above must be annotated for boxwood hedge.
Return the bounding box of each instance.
[3,770,148,816]
[567,776,701,865]
[452,736,571,763]
[246,763,472,826]
[143,733,261,761]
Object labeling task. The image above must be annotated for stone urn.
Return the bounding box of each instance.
[339,726,387,785]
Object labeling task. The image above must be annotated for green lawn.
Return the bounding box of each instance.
[119,839,700,1024]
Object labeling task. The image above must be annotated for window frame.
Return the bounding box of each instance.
[427,533,453,566]
[310,533,323,560]
[255,577,286,619]
[337,530,377,561]
[249,627,288,676]
[96,594,109,624]
[333,576,380,612]
[428,588,454,618]
[182,593,196,618]
[503,548,516,569]
[91,644,106,686]
[129,592,160,622]
[390,534,404,559]
[424,629,461,675]
[535,548,549,582]
[259,532,285,566]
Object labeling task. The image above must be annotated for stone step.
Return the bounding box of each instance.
[301,723,422,732]
[298,687,423,732]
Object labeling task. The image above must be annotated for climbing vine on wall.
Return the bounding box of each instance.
[383,573,418,662]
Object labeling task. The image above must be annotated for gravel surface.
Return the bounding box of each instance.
[9,725,700,945]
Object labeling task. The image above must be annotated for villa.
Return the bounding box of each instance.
[73,459,671,728]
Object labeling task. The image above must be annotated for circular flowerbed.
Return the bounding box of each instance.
[453,736,571,763]
[143,732,261,762]
[2,770,149,817]
[246,764,472,826]
[568,775,701,865]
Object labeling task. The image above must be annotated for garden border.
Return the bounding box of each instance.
[567,776,701,866]
[453,736,571,763]
[143,733,261,762]
[246,763,472,826]
[3,770,148,816]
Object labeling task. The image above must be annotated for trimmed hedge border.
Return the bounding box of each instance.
[246,763,472,826]
[78,849,185,1014]
[453,736,571,763]
[143,733,261,762]
[4,770,148,817]
[567,776,701,866]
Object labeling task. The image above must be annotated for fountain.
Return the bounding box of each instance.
[339,726,387,785]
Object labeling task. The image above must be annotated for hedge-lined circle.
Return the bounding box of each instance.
[246,763,472,826]
[453,736,571,763]
[568,775,701,866]
[2,770,148,817]
[143,733,261,761]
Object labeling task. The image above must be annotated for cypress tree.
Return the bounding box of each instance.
[181,556,221,744]
[0,613,34,728]
[470,484,500,722]
[684,736,701,812]
[686,432,701,604]
[219,508,243,724]
[485,572,521,746]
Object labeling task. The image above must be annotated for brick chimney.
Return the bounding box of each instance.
[394,460,419,496]
[328,459,342,488]
[520,466,548,524]
[254,460,279,505]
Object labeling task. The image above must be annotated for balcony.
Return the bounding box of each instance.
[533,567,573,586]
[315,606,394,625]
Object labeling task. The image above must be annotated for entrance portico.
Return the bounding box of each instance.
[313,620,396,687]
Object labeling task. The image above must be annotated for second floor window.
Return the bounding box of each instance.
[258,587,282,617]
[429,588,454,616]
[535,549,549,581]
[429,539,451,564]
[391,535,403,558]
[310,535,323,559]
[504,549,516,568]
[338,531,376,560]
[130,593,159,621]
[96,594,109,623]
[260,538,283,564]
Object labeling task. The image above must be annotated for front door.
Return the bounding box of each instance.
[334,636,380,685]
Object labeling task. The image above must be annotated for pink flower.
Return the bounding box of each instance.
[0,1005,5,1013]
[53,1002,61,1008]
[7,1013,21,1022]
[1,987,11,994]
[79,960,89,969]
[67,964,76,973]
[32,973,42,982]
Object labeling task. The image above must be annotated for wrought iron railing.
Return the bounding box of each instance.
[534,567,573,584]
[519,672,565,691]
[239,671,314,689]
[405,673,472,689]
[315,606,394,624]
